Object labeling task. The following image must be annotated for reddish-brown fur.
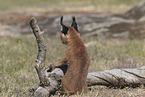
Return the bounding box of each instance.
[55,21,90,95]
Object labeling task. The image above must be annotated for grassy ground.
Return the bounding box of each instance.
[0,36,145,96]
[0,0,142,13]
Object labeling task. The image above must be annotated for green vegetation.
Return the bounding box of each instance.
[0,36,144,96]
[0,0,142,13]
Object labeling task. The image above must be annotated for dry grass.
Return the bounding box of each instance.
[0,36,145,96]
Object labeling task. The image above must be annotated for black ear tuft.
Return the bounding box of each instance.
[71,16,79,32]
[60,16,68,35]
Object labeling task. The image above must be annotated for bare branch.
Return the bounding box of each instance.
[30,18,64,96]
[30,17,48,86]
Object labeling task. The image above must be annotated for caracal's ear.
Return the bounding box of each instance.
[71,16,79,33]
[60,16,68,35]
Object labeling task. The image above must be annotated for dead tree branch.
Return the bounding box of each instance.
[30,17,48,86]
[30,17,63,96]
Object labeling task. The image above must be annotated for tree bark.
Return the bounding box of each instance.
[87,66,145,88]
[30,18,145,97]
[30,17,48,86]
[30,17,64,97]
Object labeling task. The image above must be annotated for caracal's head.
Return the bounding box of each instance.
[60,16,79,45]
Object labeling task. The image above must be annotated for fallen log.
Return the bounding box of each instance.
[30,18,145,97]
